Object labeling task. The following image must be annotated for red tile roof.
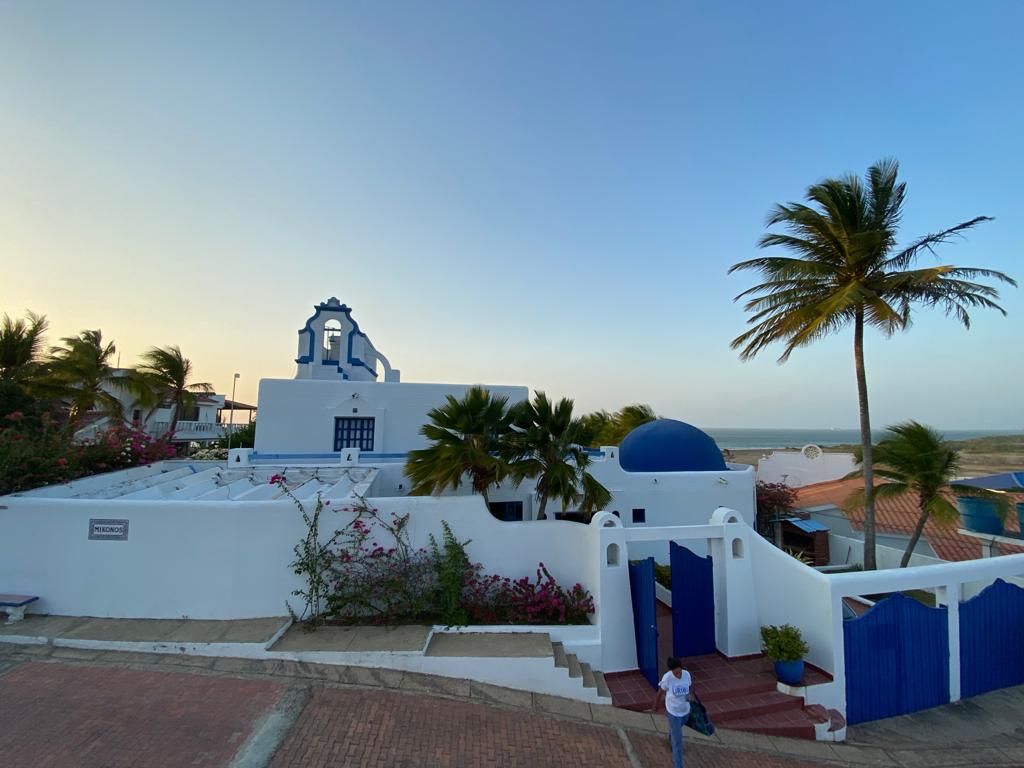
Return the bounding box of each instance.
[794,478,1024,562]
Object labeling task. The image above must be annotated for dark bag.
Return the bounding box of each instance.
[685,695,715,736]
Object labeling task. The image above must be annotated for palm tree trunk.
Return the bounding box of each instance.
[168,391,182,434]
[901,502,930,568]
[537,495,548,521]
[854,309,877,571]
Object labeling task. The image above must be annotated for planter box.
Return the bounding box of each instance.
[957,497,1004,535]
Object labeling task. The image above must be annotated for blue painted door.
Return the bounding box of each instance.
[961,579,1024,698]
[844,593,949,725]
[670,542,716,657]
[629,557,659,687]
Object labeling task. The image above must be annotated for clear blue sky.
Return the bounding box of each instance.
[1,1,1021,430]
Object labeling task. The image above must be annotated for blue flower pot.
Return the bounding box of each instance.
[957,497,1004,535]
[774,659,804,686]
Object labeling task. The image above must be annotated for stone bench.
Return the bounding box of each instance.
[0,594,39,625]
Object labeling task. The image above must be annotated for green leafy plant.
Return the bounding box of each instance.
[784,547,813,565]
[760,624,808,662]
[280,477,343,629]
[428,521,472,626]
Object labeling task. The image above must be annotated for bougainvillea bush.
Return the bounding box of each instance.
[0,412,178,495]
[279,477,596,627]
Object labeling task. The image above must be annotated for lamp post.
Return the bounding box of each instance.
[228,373,240,451]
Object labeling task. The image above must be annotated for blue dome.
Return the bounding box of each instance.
[618,419,727,473]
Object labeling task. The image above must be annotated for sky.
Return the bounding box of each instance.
[1,1,1022,430]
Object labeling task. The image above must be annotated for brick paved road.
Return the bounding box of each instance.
[0,656,836,768]
[271,686,833,768]
[0,662,284,768]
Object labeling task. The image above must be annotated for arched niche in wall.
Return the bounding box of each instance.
[606,543,621,567]
[731,537,744,559]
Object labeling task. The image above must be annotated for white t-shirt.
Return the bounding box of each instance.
[659,670,692,718]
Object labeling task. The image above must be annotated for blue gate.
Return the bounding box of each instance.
[670,542,716,657]
[844,593,949,725]
[629,557,659,687]
[961,579,1024,698]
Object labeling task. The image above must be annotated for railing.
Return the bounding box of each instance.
[148,421,226,437]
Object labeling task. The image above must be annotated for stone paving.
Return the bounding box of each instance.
[2,641,1024,767]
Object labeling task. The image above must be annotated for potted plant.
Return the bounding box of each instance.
[761,624,808,685]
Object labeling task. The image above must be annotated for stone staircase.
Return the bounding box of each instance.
[552,640,611,701]
[605,653,845,741]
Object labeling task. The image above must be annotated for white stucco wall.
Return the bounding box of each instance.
[0,492,605,624]
[587,456,756,563]
[757,449,857,488]
[254,380,529,456]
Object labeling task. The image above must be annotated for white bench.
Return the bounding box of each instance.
[0,594,39,625]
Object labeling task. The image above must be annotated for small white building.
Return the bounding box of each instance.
[253,298,528,457]
[757,444,857,488]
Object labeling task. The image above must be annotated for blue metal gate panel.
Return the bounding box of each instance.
[961,579,1024,698]
[670,542,716,657]
[844,593,949,725]
[629,557,659,688]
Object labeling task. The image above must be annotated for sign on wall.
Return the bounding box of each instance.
[88,518,129,541]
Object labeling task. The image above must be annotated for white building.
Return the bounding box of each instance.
[246,298,756,558]
[757,444,857,488]
[74,373,242,447]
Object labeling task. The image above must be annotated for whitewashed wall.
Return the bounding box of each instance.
[254,380,528,456]
[0,493,605,623]
[588,457,756,563]
[757,450,856,488]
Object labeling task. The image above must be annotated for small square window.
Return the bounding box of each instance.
[632,508,646,524]
[334,416,375,451]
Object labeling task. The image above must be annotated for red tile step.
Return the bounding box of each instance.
[704,689,806,724]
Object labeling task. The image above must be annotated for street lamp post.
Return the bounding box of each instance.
[228,373,240,451]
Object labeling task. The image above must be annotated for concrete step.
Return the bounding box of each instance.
[580,662,596,689]
[566,653,582,678]
[720,717,817,740]
[552,641,568,669]
[594,671,611,699]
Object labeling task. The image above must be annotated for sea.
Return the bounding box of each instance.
[701,428,1021,451]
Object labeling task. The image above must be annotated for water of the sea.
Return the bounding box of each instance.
[701,428,1018,450]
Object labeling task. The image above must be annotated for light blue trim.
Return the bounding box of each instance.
[294,301,378,379]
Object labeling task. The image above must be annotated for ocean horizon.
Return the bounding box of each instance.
[700,427,1021,451]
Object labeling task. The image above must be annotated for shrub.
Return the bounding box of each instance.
[755,481,798,537]
[429,521,472,626]
[463,563,595,625]
[760,624,808,662]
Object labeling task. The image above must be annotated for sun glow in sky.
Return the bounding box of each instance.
[2,1,1022,429]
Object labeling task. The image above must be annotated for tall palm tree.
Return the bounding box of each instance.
[45,329,124,429]
[729,159,1014,569]
[404,386,514,506]
[0,311,48,384]
[506,392,612,520]
[135,345,213,435]
[847,421,1008,568]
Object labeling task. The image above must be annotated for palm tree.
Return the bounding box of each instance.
[506,392,612,520]
[729,159,1015,569]
[404,386,514,506]
[135,345,213,435]
[847,421,1008,568]
[580,403,658,446]
[0,311,48,384]
[45,329,125,429]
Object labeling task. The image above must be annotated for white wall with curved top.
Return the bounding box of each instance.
[0,492,609,625]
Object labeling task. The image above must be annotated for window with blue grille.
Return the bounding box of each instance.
[334,417,375,451]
